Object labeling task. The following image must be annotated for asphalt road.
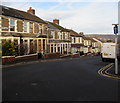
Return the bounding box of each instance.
[2,56,120,102]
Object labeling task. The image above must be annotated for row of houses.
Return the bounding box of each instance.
[0,5,101,58]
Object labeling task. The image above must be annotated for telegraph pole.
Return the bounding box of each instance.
[112,24,119,75]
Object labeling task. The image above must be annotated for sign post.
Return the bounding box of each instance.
[112,24,118,75]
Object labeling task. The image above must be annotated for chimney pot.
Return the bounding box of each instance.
[27,7,35,15]
[53,19,59,25]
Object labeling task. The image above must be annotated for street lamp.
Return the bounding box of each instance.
[112,24,119,75]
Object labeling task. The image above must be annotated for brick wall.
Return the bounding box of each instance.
[2,54,38,65]
[44,53,60,59]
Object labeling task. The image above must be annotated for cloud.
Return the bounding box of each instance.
[1,1,118,34]
[1,0,120,2]
[34,2,118,33]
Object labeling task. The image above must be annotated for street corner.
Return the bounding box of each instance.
[98,63,120,79]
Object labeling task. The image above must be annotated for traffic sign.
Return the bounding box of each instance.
[114,25,118,35]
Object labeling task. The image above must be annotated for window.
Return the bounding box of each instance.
[51,31,55,39]
[39,25,42,33]
[43,39,45,50]
[29,23,33,33]
[51,44,53,53]
[72,37,74,43]
[74,37,75,43]
[60,34,62,40]
[54,44,56,53]
[58,32,61,39]
[24,22,27,32]
[65,34,68,40]
[10,19,15,31]
[80,38,82,43]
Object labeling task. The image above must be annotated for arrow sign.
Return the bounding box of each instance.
[114,25,118,35]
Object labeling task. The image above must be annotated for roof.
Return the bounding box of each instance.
[90,38,97,42]
[82,36,91,40]
[1,5,47,24]
[46,21,60,31]
[69,29,82,37]
[48,21,69,32]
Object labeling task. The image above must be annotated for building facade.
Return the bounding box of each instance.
[47,20,71,55]
[69,30,84,54]
[1,6,48,56]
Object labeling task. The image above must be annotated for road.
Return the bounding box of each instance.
[2,56,120,102]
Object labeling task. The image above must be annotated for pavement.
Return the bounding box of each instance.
[98,61,120,79]
[2,56,120,102]
[2,55,87,69]
[107,62,120,76]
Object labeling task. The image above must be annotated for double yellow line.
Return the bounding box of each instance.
[98,63,120,79]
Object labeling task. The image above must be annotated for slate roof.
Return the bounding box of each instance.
[82,36,91,40]
[46,21,60,31]
[69,29,82,37]
[1,5,47,24]
[85,34,120,42]
[90,38,97,42]
[48,21,69,32]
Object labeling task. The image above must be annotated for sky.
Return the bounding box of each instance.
[1,0,120,34]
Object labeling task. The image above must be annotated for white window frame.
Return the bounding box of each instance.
[39,24,42,33]
[10,19,15,31]
[23,21,27,33]
[29,23,33,33]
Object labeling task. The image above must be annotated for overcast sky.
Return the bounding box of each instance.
[1,0,119,34]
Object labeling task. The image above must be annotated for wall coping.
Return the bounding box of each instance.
[2,53,38,59]
[15,53,38,58]
[2,56,15,58]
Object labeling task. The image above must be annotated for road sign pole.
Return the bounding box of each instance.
[115,34,118,74]
[112,24,118,75]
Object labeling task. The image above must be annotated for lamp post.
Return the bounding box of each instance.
[112,24,119,75]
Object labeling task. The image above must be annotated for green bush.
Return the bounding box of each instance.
[79,51,84,56]
[2,41,18,56]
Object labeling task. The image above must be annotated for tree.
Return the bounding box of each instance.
[2,41,18,56]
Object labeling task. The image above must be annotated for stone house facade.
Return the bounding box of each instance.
[47,20,71,55]
[69,30,84,54]
[0,6,48,56]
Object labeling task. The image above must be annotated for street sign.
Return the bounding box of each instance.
[112,24,118,74]
[114,25,118,35]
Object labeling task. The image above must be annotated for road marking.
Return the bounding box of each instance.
[98,63,120,79]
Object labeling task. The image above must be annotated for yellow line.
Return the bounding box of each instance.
[98,63,120,79]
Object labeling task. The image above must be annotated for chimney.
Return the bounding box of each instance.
[27,7,35,15]
[53,19,59,25]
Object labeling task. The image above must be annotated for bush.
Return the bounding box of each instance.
[79,51,84,56]
[2,41,18,56]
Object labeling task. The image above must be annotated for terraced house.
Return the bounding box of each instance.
[0,5,48,56]
[47,19,71,55]
[69,30,84,54]
[82,36,92,54]
[0,5,101,62]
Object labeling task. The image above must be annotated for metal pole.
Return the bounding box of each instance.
[115,34,118,74]
[112,24,119,75]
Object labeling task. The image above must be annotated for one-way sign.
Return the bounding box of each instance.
[114,25,118,35]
